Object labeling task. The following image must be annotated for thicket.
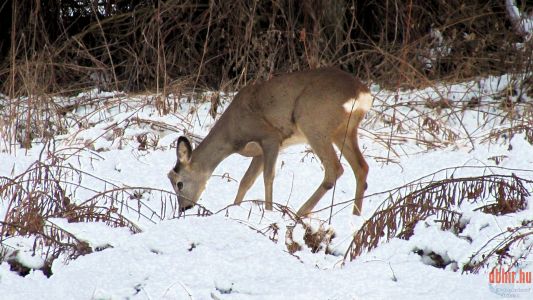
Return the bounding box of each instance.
[0,0,531,96]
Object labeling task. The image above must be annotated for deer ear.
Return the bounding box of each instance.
[176,136,192,164]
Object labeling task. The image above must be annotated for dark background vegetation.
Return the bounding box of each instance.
[0,0,532,95]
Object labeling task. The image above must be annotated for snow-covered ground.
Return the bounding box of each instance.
[0,74,532,299]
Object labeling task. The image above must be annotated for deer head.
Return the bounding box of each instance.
[167,136,210,212]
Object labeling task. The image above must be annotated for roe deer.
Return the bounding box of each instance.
[168,68,373,216]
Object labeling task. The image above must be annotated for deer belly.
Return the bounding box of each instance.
[238,130,307,156]
[282,131,307,149]
[239,141,263,157]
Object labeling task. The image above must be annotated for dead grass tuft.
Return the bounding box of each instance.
[303,224,336,254]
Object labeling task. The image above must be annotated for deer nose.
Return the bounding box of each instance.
[178,195,194,212]
[179,204,193,212]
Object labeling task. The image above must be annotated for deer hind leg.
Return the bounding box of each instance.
[333,112,369,215]
[296,135,344,217]
[234,155,263,205]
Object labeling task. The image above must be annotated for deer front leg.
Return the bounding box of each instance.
[234,155,263,205]
[261,140,280,211]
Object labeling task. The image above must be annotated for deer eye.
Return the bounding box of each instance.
[177,182,184,191]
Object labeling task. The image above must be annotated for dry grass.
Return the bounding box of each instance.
[0,142,213,275]
[463,221,533,273]
[345,168,532,261]
[2,1,532,94]
[0,1,531,159]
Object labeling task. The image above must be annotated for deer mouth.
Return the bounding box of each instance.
[179,204,194,212]
[178,195,194,212]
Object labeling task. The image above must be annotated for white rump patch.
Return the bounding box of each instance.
[343,92,373,113]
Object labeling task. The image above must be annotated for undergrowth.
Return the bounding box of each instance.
[343,166,533,272]
[1,74,532,276]
[0,139,212,276]
[0,6,532,274]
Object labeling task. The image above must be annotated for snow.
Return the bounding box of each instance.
[1,75,532,299]
[0,217,499,299]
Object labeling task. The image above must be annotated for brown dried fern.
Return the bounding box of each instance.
[345,174,532,261]
[463,222,533,274]
[0,151,213,268]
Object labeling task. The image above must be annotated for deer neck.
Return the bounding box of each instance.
[190,127,235,176]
